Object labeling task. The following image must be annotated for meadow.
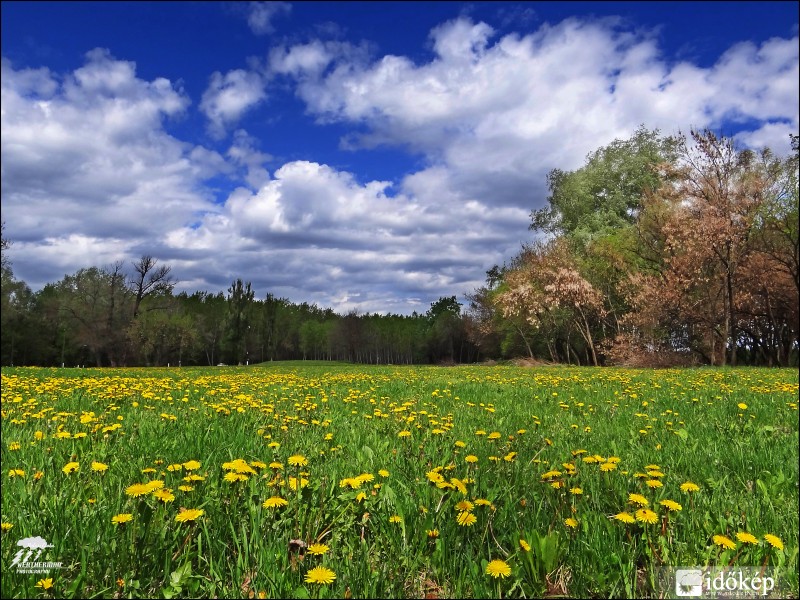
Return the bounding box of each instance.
[1,363,797,599]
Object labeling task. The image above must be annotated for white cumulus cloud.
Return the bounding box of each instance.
[247,1,291,35]
[200,69,267,139]
[1,50,225,290]
[274,16,799,211]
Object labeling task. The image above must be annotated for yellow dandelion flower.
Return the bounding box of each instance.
[62,462,79,475]
[224,472,249,483]
[1,522,13,532]
[35,578,54,590]
[8,469,25,478]
[398,430,411,438]
[659,499,682,512]
[389,515,402,524]
[175,508,204,523]
[465,455,479,464]
[263,496,289,508]
[125,483,150,497]
[614,512,635,524]
[378,469,390,477]
[91,461,108,473]
[223,459,256,474]
[736,532,759,545]
[565,518,579,529]
[628,493,649,507]
[154,489,175,503]
[712,535,736,550]
[737,403,747,410]
[645,479,663,488]
[457,511,477,526]
[288,477,308,490]
[474,498,492,506]
[426,529,439,538]
[763,534,784,551]
[112,513,133,525]
[454,500,474,512]
[635,509,658,525]
[426,470,445,484]
[485,559,511,578]
[178,485,194,492]
[600,462,617,472]
[287,455,308,467]
[570,487,583,495]
[305,566,336,585]
[680,481,700,493]
[519,539,531,551]
[355,492,367,502]
[144,480,165,492]
[183,460,201,470]
[450,478,468,495]
[307,543,329,555]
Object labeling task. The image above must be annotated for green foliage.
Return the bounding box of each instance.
[531,125,679,245]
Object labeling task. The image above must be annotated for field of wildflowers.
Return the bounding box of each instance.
[1,363,797,598]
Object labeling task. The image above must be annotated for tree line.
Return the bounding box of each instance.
[0,243,477,366]
[1,127,797,367]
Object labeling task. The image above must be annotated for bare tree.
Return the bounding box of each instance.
[1,222,11,272]
[129,255,174,319]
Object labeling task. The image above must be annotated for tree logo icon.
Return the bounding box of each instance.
[675,569,704,597]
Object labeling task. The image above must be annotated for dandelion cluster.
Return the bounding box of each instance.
[0,364,796,599]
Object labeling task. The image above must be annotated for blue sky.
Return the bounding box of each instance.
[2,1,798,314]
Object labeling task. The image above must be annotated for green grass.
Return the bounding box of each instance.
[1,364,797,598]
